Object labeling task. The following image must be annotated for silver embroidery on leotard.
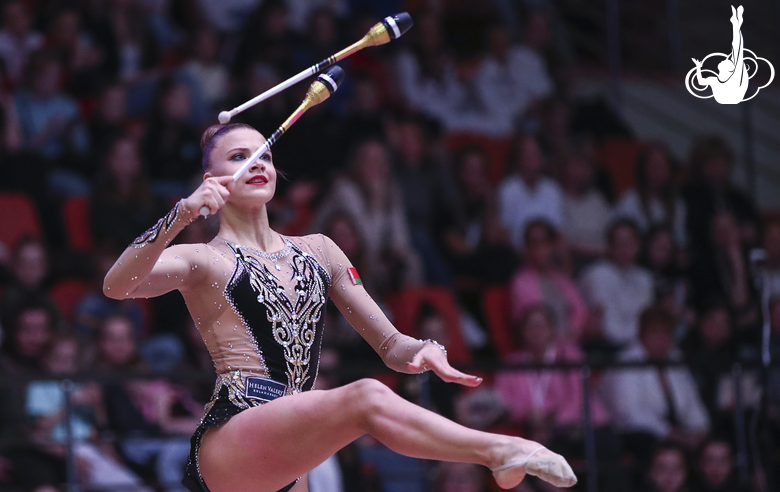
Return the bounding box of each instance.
[225,240,328,394]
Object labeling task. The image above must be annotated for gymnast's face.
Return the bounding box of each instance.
[206,127,277,207]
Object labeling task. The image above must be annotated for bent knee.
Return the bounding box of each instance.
[344,379,394,420]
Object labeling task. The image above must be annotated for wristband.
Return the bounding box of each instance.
[423,339,448,358]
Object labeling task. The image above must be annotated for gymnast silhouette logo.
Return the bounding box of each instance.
[685,5,774,104]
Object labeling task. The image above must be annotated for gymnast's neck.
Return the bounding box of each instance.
[215,202,284,252]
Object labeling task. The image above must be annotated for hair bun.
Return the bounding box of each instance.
[200,124,227,152]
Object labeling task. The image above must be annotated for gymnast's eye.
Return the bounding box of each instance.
[260,153,272,162]
[230,153,246,161]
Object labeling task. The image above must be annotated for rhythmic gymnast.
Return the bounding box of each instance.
[692,5,748,104]
[103,123,577,492]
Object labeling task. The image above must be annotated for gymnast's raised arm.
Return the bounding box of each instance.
[102,175,233,300]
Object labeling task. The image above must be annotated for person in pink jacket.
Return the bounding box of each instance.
[509,220,589,342]
[494,305,627,492]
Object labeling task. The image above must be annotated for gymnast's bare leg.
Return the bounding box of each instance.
[200,379,566,492]
[103,125,576,492]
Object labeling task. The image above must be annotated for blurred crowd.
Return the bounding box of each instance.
[0,0,779,491]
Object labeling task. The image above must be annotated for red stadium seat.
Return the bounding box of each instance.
[50,279,91,321]
[63,197,94,252]
[593,138,643,196]
[0,193,42,249]
[388,287,472,365]
[481,285,514,361]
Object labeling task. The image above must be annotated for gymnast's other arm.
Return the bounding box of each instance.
[103,175,233,300]
[691,58,713,87]
[319,234,482,386]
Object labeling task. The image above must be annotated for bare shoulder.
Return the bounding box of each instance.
[284,234,345,276]
[162,241,235,276]
[285,233,336,250]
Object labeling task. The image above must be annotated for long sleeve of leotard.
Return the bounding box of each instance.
[314,234,439,373]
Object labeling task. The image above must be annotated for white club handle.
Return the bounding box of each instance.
[218,67,316,123]
[199,205,211,217]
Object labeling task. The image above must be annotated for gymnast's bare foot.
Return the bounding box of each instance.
[491,441,577,489]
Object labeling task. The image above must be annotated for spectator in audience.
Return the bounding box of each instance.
[641,225,691,332]
[73,247,147,339]
[0,1,43,86]
[509,221,589,341]
[475,22,553,137]
[292,8,343,73]
[767,298,780,460]
[614,142,687,246]
[181,28,228,111]
[684,301,739,433]
[389,115,456,284]
[600,307,710,460]
[12,50,89,189]
[560,147,611,268]
[495,305,608,432]
[442,144,518,300]
[684,135,761,255]
[642,444,690,492]
[762,214,780,298]
[44,9,104,93]
[78,0,155,83]
[537,97,573,164]
[142,78,201,197]
[86,83,130,167]
[494,305,626,492]
[1,87,22,152]
[231,0,295,76]
[95,315,198,491]
[395,12,465,127]
[27,335,104,441]
[315,139,423,297]
[498,134,563,249]
[268,180,320,236]
[580,219,654,348]
[26,334,151,491]
[285,0,349,34]
[0,300,57,374]
[692,437,744,492]
[0,237,53,316]
[93,315,148,372]
[689,211,757,333]
[341,75,386,146]
[92,135,157,249]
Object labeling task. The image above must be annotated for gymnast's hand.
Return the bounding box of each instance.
[406,343,483,387]
[184,175,234,218]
